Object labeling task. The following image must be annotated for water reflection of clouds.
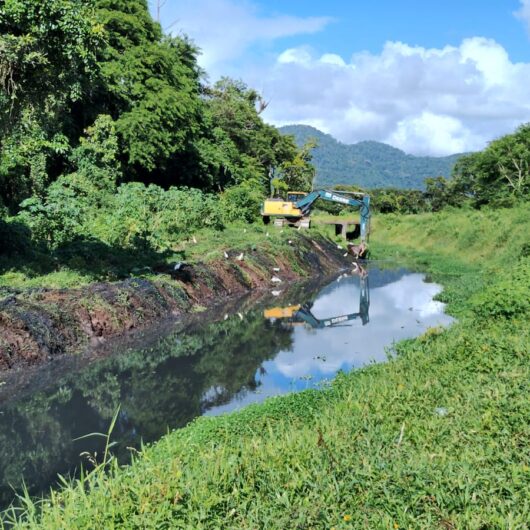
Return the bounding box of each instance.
[267,273,453,379]
[207,271,453,417]
[381,274,446,318]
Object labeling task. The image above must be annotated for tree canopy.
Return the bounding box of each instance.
[0,0,316,261]
[451,123,530,207]
[0,0,103,207]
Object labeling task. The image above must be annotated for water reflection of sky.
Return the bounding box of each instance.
[206,271,453,416]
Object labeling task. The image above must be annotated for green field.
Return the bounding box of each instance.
[3,205,530,529]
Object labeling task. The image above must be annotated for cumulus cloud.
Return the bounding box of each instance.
[162,1,530,155]
[165,0,332,74]
[387,113,475,156]
[515,0,530,33]
[255,38,530,155]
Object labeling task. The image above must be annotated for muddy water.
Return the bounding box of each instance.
[0,264,453,508]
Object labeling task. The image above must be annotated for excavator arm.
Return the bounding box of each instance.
[295,190,370,243]
[261,188,370,246]
[294,306,367,328]
[293,274,370,328]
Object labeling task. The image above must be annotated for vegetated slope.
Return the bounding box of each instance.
[6,206,530,528]
[372,204,530,266]
[280,124,464,190]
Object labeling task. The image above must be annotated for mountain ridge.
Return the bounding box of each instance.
[279,124,464,190]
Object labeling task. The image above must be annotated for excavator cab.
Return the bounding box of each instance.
[261,191,306,225]
[286,191,307,202]
[263,305,301,319]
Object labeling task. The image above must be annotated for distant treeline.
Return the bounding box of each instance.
[317,123,530,215]
[279,124,462,190]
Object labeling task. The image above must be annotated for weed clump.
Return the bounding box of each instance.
[472,258,530,319]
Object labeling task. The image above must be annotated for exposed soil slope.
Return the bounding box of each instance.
[0,234,350,370]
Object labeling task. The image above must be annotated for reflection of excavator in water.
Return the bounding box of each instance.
[261,189,370,257]
[264,267,370,328]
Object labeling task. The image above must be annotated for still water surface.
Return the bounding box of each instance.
[0,264,453,507]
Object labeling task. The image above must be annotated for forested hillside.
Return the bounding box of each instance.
[280,124,463,189]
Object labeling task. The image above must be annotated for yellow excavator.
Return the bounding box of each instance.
[261,189,371,244]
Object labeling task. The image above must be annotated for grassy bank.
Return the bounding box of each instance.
[0,222,307,290]
[372,204,529,266]
[3,206,530,528]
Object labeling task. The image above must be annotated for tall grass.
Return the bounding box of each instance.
[371,204,530,267]
[2,205,530,528]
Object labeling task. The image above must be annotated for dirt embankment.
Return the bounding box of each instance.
[0,234,351,371]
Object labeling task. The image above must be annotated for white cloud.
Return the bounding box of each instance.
[278,47,313,66]
[515,0,530,33]
[387,112,475,156]
[164,0,332,74]
[320,53,347,67]
[162,1,530,155]
[256,38,530,155]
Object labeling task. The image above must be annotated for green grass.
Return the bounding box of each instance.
[0,269,96,290]
[0,221,319,290]
[3,205,530,528]
[371,204,530,267]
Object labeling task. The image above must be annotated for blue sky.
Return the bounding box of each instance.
[156,0,530,155]
[223,0,529,63]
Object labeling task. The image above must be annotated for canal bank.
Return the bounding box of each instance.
[0,264,453,507]
[0,232,351,371]
[3,206,530,529]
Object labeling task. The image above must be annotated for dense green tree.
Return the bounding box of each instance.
[0,0,103,209]
[450,123,530,207]
[423,176,455,211]
[200,78,298,193]
[93,0,204,186]
[273,138,317,195]
[369,188,427,214]
[18,115,120,246]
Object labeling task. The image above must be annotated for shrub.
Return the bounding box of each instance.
[472,258,530,319]
[0,217,33,255]
[105,184,223,251]
[18,182,88,247]
[18,179,225,252]
[220,183,263,223]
